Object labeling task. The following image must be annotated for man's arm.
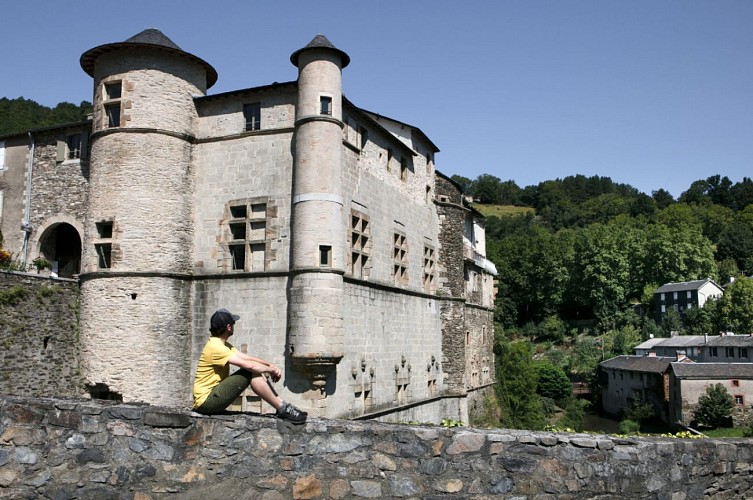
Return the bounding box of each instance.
[227,352,282,382]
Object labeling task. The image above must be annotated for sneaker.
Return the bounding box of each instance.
[276,402,307,424]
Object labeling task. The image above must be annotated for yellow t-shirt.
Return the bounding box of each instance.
[193,337,238,408]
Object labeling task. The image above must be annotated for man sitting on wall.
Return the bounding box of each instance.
[193,308,306,423]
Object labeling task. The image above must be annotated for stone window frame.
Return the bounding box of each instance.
[225,199,269,272]
[320,95,333,116]
[94,220,114,269]
[422,244,436,294]
[103,81,123,128]
[243,102,261,131]
[57,133,88,163]
[349,209,371,280]
[392,231,408,287]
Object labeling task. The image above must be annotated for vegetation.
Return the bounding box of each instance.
[0,97,92,136]
[466,172,753,432]
[692,384,734,428]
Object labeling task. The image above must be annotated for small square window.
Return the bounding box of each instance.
[735,395,744,405]
[229,222,247,240]
[96,221,113,239]
[243,103,261,131]
[104,82,122,100]
[733,380,740,387]
[320,96,332,115]
[230,205,248,218]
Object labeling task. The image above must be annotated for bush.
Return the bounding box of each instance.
[619,419,640,434]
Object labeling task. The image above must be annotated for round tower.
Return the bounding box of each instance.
[78,29,217,405]
[288,35,350,410]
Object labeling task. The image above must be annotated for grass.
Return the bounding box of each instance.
[702,427,745,438]
[472,204,534,218]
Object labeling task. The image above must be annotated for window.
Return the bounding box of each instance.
[103,82,122,128]
[710,347,718,357]
[726,347,735,358]
[732,380,740,387]
[243,103,261,131]
[660,293,665,302]
[392,232,408,287]
[350,210,370,279]
[673,292,678,300]
[227,201,267,271]
[422,246,435,293]
[735,395,744,405]
[58,134,84,162]
[687,290,692,299]
[319,245,332,267]
[741,348,749,358]
[95,221,113,269]
[104,82,122,100]
[0,141,5,169]
[105,103,121,128]
[320,96,332,115]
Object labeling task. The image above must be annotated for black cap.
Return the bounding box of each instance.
[210,308,240,333]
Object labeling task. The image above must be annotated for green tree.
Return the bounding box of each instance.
[473,174,504,204]
[559,397,588,431]
[721,277,753,335]
[716,221,753,274]
[535,361,572,403]
[652,188,674,209]
[692,383,734,428]
[496,341,546,430]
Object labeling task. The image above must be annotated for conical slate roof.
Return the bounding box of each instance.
[290,34,350,68]
[80,28,218,88]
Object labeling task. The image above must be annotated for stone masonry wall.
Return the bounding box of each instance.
[1,395,752,499]
[0,272,82,399]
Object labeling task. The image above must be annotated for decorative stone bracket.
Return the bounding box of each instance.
[292,353,344,393]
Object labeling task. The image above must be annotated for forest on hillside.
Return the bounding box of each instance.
[455,172,753,431]
[0,97,92,136]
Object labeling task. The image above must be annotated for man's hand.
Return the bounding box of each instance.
[267,364,282,382]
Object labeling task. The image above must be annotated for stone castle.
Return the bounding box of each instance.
[0,29,496,423]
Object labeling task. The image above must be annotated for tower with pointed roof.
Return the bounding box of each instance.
[78,29,217,405]
[287,35,350,409]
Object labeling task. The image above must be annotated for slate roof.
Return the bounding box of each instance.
[634,336,715,351]
[600,355,673,373]
[707,335,753,347]
[655,278,722,294]
[671,362,753,379]
[290,34,350,68]
[80,28,218,88]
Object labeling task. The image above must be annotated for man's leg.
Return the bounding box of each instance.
[195,370,254,415]
[249,374,283,409]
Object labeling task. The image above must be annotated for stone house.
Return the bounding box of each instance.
[669,362,753,427]
[654,278,724,323]
[598,355,674,422]
[0,29,496,423]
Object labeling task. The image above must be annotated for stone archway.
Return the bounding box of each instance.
[38,222,82,278]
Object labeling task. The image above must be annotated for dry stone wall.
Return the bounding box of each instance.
[0,272,82,399]
[1,395,752,499]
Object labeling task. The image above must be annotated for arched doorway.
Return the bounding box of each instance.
[38,223,82,278]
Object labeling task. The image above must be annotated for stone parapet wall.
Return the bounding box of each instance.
[0,272,82,399]
[1,395,751,499]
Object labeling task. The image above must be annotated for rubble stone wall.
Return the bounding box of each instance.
[0,395,751,499]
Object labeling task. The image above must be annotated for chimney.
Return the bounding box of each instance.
[676,351,687,362]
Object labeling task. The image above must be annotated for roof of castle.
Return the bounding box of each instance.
[290,34,350,68]
[80,28,218,89]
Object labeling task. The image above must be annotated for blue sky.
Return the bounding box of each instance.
[2,1,751,198]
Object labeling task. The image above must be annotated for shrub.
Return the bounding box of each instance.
[619,419,640,434]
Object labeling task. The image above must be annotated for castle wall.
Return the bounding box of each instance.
[2,395,751,499]
[0,272,82,399]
